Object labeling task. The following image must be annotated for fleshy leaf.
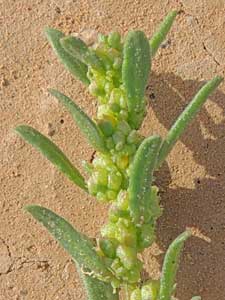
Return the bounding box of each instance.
[78,265,119,300]
[159,231,191,300]
[15,125,87,191]
[25,205,113,281]
[49,89,107,153]
[122,31,151,129]
[149,10,178,57]
[128,135,162,224]
[157,76,223,168]
[60,36,105,72]
[44,27,90,85]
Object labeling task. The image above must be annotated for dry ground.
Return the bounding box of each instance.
[1,0,225,299]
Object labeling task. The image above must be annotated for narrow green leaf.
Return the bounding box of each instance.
[60,36,105,72]
[149,10,178,57]
[78,265,119,300]
[15,125,87,191]
[44,27,90,85]
[122,31,151,129]
[157,76,223,168]
[159,231,191,300]
[25,205,113,281]
[191,297,201,300]
[128,135,162,224]
[49,89,107,153]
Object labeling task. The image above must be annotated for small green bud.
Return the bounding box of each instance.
[115,141,124,151]
[113,57,122,70]
[122,144,136,157]
[99,238,118,259]
[107,190,118,201]
[89,82,104,97]
[98,33,108,44]
[124,261,142,283]
[81,160,93,175]
[115,218,137,246]
[117,190,129,210]
[130,288,142,300]
[98,119,114,137]
[137,223,155,250]
[127,130,140,144]
[104,81,114,94]
[119,94,127,109]
[119,109,128,119]
[110,88,122,104]
[108,32,121,49]
[110,102,121,113]
[111,278,121,290]
[101,223,117,239]
[109,204,130,222]
[87,178,98,195]
[116,153,129,170]
[93,169,108,186]
[112,131,125,145]
[141,280,160,300]
[117,121,131,135]
[96,191,108,202]
[106,137,115,150]
[116,245,137,270]
[108,171,122,191]
[95,48,113,69]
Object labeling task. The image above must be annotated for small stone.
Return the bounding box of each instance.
[0,240,12,274]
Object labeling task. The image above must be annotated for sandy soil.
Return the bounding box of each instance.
[1,1,225,299]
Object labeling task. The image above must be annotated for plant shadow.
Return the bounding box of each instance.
[145,72,225,300]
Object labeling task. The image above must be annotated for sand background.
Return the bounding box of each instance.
[1,0,225,299]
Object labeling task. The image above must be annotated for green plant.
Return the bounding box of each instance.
[15,11,223,300]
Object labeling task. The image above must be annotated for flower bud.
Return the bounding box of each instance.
[117,191,129,210]
[115,218,137,246]
[110,102,121,113]
[108,171,122,191]
[107,190,118,201]
[127,130,140,144]
[119,109,128,119]
[116,153,129,170]
[87,177,98,195]
[116,245,137,270]
[117,121,131,136]
[98,119,114,137]
[93,169,108,186]
[89,82,104,97]
[110,88,122,104]
[99,238,118,259]
[104,81,114,95]
[106,137,115,150]
[101,223,117,239]
[113,57,122,70]
[96,191,108,202]
[130,288,142,300]
[108,32,121,49]
[98,33,108,44]
[137,223,155,250]
[112,131,125,145]
[141,280,160,300]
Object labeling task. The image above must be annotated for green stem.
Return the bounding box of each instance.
[156,76,223,168]
[149,10,178,57]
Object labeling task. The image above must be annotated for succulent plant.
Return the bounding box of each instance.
[15,11,222,300]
